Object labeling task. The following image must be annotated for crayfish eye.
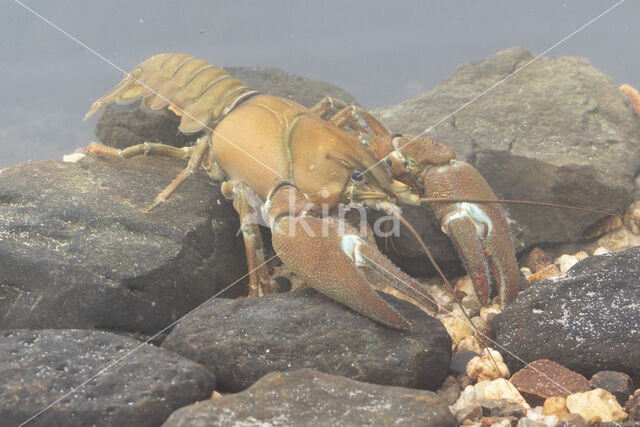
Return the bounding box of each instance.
[351,170,365,184]
[385,157,392,168]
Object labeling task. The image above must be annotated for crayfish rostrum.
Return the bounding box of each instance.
[84,53,519,329]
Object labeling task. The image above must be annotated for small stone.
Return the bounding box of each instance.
[522,247,553,273]
[474,381,491,401]
[484,379,531,412]
[623,200,640,235]
[590,370,634,405]
[450,351,479,374]
[516,417,547,427]
[457,374,474,389]
[437,375,462,405]
[440,314,474,352]
[477,398,526,418]
[625,389,640,421]
[593,246,610,255]
[556,413,586,426]
[573,251,589,261]
[598,225,640,252]
[542,396,569,419]
[509,359,590,407]
[477,416,516,426]
[554,254,579,274]
[452,402,482,423]
[456,335,483,354]
[519,266,532,279]
[62,152,86,163]
[527,264,562,282]
[565,388,628,423]
[479,303,502,326]
[466,348,510,382]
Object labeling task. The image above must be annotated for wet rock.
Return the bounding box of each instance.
[554,254,579,275]
[450,350,479,374]
[0,329,215,427]
[509,359,590,407]
[466,348,510,382]
[565,388,628,423]
[477,398,526,418]
[556,413,586,426]
[436,375,461,405]
[93,66,358,149]
[625,389,640,421]
[451,402,482,423]
[373,47,639,268]
[162,369,457,427]
[484,378,531,412]
[162,288,451,392]
[493,247,640,379]
[0,158,246,334]
[522,247,553,273]
[516,418,547,427]
[542,396,570,419]
[526,263,562,282]
[590,371,634,405]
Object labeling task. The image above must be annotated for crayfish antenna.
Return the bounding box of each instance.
[391,211,503,372]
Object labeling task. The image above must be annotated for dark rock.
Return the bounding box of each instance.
[436,375,461,405]
[162,287,451,392]
[477,398,526,418]
[510,359,590,407]
[450,350,479,374]
[94,66,358,149]
[591,371,635,406]
[226,66,359,108]
[162,369,457,427]
[493,247,640,379]
[0,329,215,427]
[373,47,640,268]
[0,158,247,334]
[625,389,640,421]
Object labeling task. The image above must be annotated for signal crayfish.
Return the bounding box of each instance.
[84,53,521,330]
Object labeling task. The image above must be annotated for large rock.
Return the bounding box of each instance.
[162,288,451,392]
[0,329,215,427]
[373,47,640,265]
[162,369,457,427]
[0,157,247,334]
[493,247,640,381]
[93,66,358,149]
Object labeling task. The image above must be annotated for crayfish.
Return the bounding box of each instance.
[84,53,520,330]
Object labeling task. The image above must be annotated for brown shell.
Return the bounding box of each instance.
[84,53,257,134]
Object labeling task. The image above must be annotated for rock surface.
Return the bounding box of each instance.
[93,66,358,149]
[509,359,591,407]
[162,287,451,392]
[493,247,640,380]
[0,158,246,333]
[0,329,215,427]
[162,369,456,427]
[373,47,640,266]
[590,370,635,405]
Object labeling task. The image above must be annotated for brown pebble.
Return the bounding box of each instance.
[522,247,552,273]
[527,263,562,282]
[509,359,590,407]
[542,395,569,419]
